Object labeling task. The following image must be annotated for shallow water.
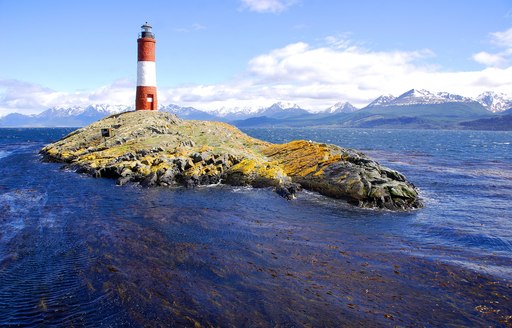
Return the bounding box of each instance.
[0,127,511,327]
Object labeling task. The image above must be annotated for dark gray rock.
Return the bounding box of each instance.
[275,183,302,200]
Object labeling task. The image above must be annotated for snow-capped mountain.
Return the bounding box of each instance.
[211,106,261,118]
[0,101,310,127]
[159,104,218,120]
[38,104,131,118]
[260,102,302,114]
[211,102,306,120]
[1,90,508,129]
[324,102,358,113]
[31,103,217,123]
[240,102,308,120]
[38,105,87,117]
[476,91,512,113]
[365,89,476,108]
[436,92,474,103]
[270,102,301,110]
[391,89,474,106]
[0,104,132,127]
[367,94,396,107]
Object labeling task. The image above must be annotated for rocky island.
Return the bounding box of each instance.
[41,111,422,210]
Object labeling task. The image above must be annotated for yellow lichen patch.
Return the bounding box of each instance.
[139,156,155,166]
[81,153,98,161]
[101,145,134,157]
[257,162,286,182]
[174,146,202,157]
[298,163,318,176]
[312,154,342,176]
[51,150,74,161]
[137,165,151,176]
[262,140,340,177]
[230,158,287,183]
[86,158,111,169]
[186,162,206,177]
[197,145,212,153]
[43,147,57,155]
[230,158,257,175]
[313,169,325,177]
[150,161,171,173]
[186,163,220,177]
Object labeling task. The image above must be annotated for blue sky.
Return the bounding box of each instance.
[1,0,511,115]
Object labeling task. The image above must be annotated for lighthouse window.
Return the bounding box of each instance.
[147,96,153,102]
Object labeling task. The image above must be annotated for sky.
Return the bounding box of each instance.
[0,0,512,116]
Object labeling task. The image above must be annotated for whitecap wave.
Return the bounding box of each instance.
[0,150,13,160]
[231,186,254,193]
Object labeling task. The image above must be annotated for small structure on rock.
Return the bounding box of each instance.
[136,23,157,111]
[100,128,112,138]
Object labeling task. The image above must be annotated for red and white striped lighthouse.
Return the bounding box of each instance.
[136,22,157,111]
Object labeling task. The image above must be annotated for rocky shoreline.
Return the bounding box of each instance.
[41,111,422,210]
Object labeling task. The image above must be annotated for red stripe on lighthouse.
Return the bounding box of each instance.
[136,86,157,110]
[137,38,156,62]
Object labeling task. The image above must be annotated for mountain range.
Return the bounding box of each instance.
[1,89,511,130]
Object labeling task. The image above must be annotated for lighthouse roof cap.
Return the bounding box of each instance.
[141,22,152,29]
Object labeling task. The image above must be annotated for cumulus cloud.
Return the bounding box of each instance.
[472,51,508,67]
[3,34,512,115]
[168,39,512,110]
[472,27,512,68]
[239,0,298,13]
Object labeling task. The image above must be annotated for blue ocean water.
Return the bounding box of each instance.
[245,128,512,274]
[0,127,511,327]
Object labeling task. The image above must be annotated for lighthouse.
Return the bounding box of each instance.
[136,23,157,110]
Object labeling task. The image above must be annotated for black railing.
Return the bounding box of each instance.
[138,32,155,39]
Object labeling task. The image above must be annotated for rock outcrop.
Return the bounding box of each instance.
[41,111,422,210]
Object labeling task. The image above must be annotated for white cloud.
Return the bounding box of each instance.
[168,40,511,110]
[472,27,512,68]
[239,0,298,13]
[0,79,135,116]
[3,35,512,116]
[472,51,507,67]
[490,27,512,47]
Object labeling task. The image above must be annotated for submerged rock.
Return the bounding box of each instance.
[40,111,422,210]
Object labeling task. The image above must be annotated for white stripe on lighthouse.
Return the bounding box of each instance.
[137,61,156,86]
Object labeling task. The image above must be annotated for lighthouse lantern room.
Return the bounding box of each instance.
[136,22,157,110]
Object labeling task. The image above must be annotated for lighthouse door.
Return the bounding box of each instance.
[147,94,154,110]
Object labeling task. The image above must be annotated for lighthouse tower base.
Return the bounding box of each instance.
[136,86,157,110]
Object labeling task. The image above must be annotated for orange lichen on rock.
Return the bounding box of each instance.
[263,140,341,177]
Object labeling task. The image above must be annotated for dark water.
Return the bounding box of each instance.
[0,127,511,327]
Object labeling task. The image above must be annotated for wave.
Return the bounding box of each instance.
[0,150,13,160]
[231,186,255,193]
[0,144,35,160]
[444,259,512,280]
